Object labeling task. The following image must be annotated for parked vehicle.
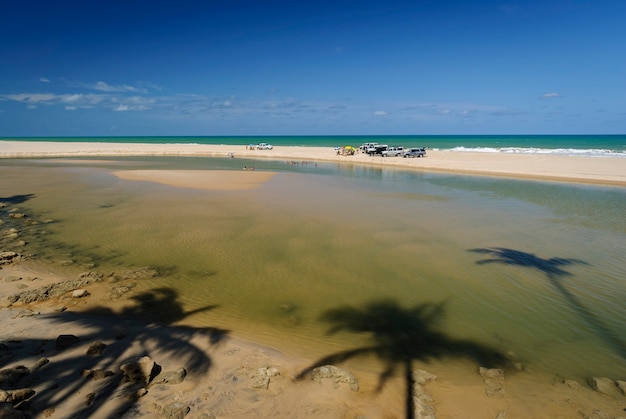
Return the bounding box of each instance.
[366,144,388,155]
[360,142,378,152]
[256,143,273,150]
[403,147,426,158]
[382,146,404,157]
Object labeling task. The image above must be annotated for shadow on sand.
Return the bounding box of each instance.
[470,247,626,361]
[1,287,228,418]
[296,299,505,419]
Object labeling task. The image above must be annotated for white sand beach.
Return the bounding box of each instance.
[1,140,625,186]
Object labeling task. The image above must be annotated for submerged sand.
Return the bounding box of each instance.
[1,141,626,417]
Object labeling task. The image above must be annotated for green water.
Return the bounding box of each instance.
[1,156,625,383]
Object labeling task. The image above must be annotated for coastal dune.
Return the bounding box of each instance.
[1,140,625,186]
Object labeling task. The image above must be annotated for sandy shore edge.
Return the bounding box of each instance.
[1,140,625,186]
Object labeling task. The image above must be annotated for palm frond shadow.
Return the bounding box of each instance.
[469,247,626,361]
[2,287,227,418]
[296,299,505,419]
[0,194,36,205]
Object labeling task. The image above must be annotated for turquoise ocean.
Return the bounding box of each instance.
[4,134,626,157]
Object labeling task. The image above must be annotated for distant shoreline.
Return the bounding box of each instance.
[1,140,625,186]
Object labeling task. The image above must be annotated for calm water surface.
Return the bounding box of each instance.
[2,156,625,383]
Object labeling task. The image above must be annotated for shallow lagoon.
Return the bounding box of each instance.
[2,156,625,383]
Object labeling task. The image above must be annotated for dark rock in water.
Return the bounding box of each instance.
[55,334,80,350]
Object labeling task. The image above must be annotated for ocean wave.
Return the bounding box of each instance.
[448,146,626,158]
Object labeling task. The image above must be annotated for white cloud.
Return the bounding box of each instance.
[114,105,129,112]
[541,92,562,99]
[39,77,50,83]
[373,110,387,116]
[4,93,56,103]
[92,81,148,93]
[61,94,84,103]
[65,106,77,111]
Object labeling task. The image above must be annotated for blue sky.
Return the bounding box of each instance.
[1,0,624,136]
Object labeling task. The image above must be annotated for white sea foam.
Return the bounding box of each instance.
[449,146,626,158]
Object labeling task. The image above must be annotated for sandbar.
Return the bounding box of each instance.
[113,169,276,191]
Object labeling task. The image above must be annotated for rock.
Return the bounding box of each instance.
[0,388,35,403]
[83,369,115,381]
[12,309,39,318]
[413,369,437,386]
[86,341,107,356]
[72,289,89,298]
[479,367,506,398]
[10,275,103,304]
[588,377,621,396]
[414,396,436,419]
[120,356,159,384]
[56,334,80,350]
[0,252,20,265]
[162,401,190,419]
[564,380,583,390]
[249,367,279,389]
[78,271,104,281]
[479,367,504,380]
[0,366,30,388]
[120,267,159,280]
[495,411,507,419]
[31,358,49,370]
[311,365,359,391]
[153,368,188,385]
[0,402,25,419]
[617,380,626,396]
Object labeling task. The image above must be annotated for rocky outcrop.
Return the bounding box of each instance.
[249,367,279,389]
[311,365,359,391]
[413,369,437,419]
[7,273,104,305]
[479,367,506,398]
[0,251,21,265]
[588,377,622,396]
[120,356,160,385]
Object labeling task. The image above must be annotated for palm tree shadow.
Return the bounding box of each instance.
[0,194,36,205]
[296,299,505,419]
[469,247,626,361]
[2,287,228,418]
